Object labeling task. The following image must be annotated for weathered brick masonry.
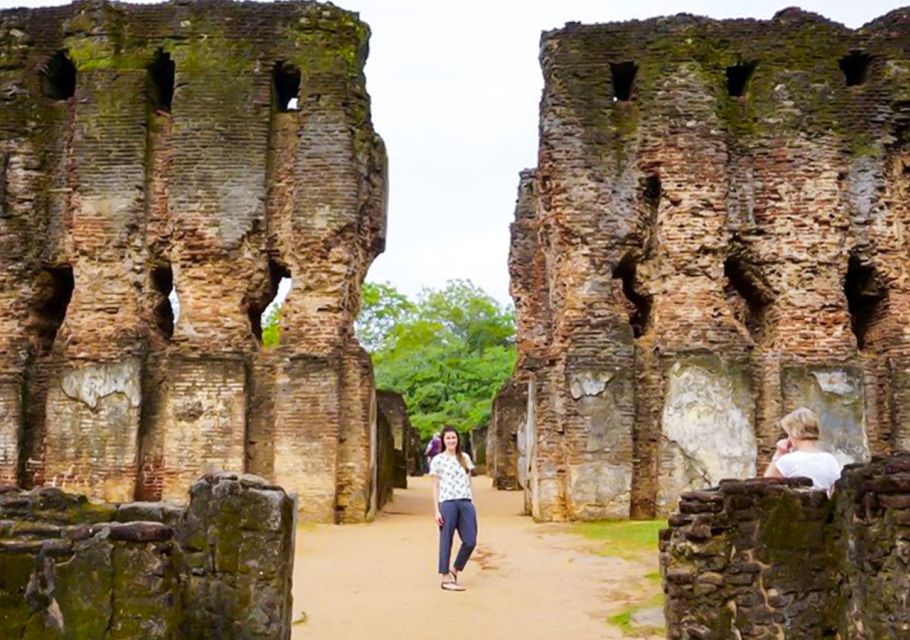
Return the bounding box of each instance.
[0,0,386,522]
[508,8,910,520]
[488,378,525,490]
[660,453,910,639]
[376,389,419,486]
[0,472,296,640]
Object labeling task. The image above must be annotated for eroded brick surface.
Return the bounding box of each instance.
[377,389,419,486]
[512,9,910,520]
[488,379,525,491]
[0,0,386,521]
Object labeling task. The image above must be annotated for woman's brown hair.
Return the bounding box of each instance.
[440,425,470,472]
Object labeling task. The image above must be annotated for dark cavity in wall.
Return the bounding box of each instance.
[249,260,291,343]
[844,255,887,350]
[147,48,175,112]
[40,51,76,100]
[641,174,661,251]
[726,61,757,97]
[273,61,301,112]
[724,256,770,341]
[28,265,74,354]
[151,264,175,339]
[610,61,638,102]
[642,174,661,214]
[839,50,873,87]
[612,255,651,338]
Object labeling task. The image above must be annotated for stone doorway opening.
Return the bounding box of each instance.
[151,264,176,339]
[609,60,638,102]
[249,259,291,345]
[39,50,75,100]
[839,50,873,86]
[725,60,757,97]
[843,254,887,350]
[147,48,175,113]
[273,61,301,112]
[28,265,74,354]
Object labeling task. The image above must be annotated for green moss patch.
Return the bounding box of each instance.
[607,593,666,637]
[570,519,665,559]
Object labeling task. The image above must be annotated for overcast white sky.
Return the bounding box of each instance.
[4,0,907,307]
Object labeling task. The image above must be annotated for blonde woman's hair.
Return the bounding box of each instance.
[781,407,821,440]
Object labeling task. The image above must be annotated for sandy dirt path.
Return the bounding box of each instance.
[292,475,661,640]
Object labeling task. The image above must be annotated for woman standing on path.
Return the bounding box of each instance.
[430,426,477,592]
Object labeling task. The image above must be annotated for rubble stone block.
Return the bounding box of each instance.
[0,472,296,639]
[662,453,910,638]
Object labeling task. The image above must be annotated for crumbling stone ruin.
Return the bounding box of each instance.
[660,453,910,639]
[0,0,386,523]
[0,472,295,639]
[488,379,525,490]
[377,390,419,486]
[374,392,395,509]
[504,8,910,521]
[469,425,487,473]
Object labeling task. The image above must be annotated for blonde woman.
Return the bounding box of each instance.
[764,407,842,495]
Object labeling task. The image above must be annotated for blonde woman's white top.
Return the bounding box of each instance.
[776,450,842,492]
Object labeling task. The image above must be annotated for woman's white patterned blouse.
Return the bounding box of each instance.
[429,452,475,502]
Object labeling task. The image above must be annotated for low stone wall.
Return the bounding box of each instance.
[0,473,295,639]
[660,454,910,639]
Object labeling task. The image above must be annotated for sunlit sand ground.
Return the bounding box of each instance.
[292,475,663,640]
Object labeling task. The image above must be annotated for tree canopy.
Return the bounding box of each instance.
[356,280,516,438]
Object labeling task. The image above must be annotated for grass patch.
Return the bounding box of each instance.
[571,519,665,559]
[607,593,665,636]
[644,571,661,584]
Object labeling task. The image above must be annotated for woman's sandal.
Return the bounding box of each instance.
[441,572,465,591]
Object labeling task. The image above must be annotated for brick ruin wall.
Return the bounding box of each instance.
[376,389,419,485]
[502,8,910,521]
[0,472,296,640]
[660,453,910,639]
[488,378,525,490]
[0,0,386,523]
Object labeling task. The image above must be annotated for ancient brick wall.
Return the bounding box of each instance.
[660,453,910,639]
[513,8,910,520]
[488,170,542,498]
[0,0,386,522]
[374,396,395,510]
[0,472,296,640]
[376,389,417,486]
[488,379,525,490]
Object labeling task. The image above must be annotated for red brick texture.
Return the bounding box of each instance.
[512,9,910,520]
[0,0,386,522]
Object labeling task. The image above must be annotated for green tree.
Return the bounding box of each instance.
[357,280,516,438]
[262,305,281,348]
[356,282,416,352]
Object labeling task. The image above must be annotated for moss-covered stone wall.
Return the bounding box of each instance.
[0,472,295,639]
[660,453,910,639]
